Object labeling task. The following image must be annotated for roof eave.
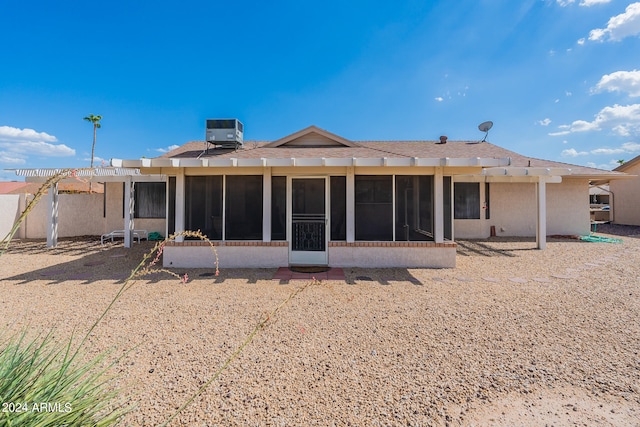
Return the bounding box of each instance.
[112,157,512,168]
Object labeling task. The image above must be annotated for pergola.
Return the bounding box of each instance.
[112,155,573,251]
[10,161,578,251]
[11,167,164,248]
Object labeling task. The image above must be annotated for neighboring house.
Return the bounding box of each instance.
[1,182,104,194]
[0,182,29,194]
[107,125,624,269]
[589,184,611,222]
[610,156,640,226]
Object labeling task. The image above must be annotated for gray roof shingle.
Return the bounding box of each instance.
[159,140,622,177]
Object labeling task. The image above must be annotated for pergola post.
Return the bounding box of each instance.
[175,170,185,242]
[536,177,547,250]
[124,177,135,248]
[434,167,444,243]
[46,182,59,248]
[263,167,272,242]
[346,166,355,242]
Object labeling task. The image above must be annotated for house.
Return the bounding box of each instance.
[610,156,640,226]
[106,125,624,269]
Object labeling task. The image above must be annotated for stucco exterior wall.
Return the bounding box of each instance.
[163,245,288,268]
[0,194,25,239]
[454,179,590,239]
[104,182,124,233]
[610,163,640,226]
[546,179,590,235]
[163,244,456,268]
[25,193,104,238]
[329,246,456,268]
[4,183,167,240]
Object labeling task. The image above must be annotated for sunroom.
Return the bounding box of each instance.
[111,126,527,269]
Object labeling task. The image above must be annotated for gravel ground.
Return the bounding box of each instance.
[1,232,639,426]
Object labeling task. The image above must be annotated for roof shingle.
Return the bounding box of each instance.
[158,140,621,177]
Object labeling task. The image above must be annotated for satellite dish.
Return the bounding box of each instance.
[478,121,493,142]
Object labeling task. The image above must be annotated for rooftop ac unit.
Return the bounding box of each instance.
[205,119,244,149]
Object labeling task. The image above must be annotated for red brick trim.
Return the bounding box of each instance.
[165,241,455,248]
[165,241,288,247]
[329,241,457,248]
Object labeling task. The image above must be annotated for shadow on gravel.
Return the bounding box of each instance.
[457,241,518,257]
[591,223,640,239]
[455,236,592,257]
[342,268,424,286]
[2,239,160,285]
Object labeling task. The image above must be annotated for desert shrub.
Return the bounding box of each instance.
[0,330,131,427]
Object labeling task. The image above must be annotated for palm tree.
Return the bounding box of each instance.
[83,114,102,168]
[83,114,102,192]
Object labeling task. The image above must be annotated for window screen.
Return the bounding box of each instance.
[185,176,223,240]
[225,175,263,240]
[168,177,176,236]
[454,182,480,219]
[271,176,286,241]
[134,182,166,219]
[444,177,452,240]
[395,176,433,241]
[355,175,392,241]
[330,176,346,241]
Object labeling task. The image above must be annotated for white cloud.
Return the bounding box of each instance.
[83,156,107,164]
[570,119,600,132]
[0,152,26,164]
[561,142,640,164]
[537,118,552,126]
[577,37,586,45]
[565,91,572,97]
[0,140,75,157]
[0,125,75,165]
[557,0,575,6]
[434,97,444,102]
[592,70,640,97]
[156,144,180,153]
[590,142,640,154]
[549,124,581,136]
[0,126,57,142]
[580,0,612,6]
[562,148,589,157]
[551,104,640,136]
[588,2,640,42]
[586,160,620,170]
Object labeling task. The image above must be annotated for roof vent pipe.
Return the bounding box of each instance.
[438,135,448,144]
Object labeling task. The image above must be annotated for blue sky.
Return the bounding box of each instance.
[1,0,640,181]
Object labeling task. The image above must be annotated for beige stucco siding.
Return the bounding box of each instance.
[329,246,455,268]
[546,179,590,235]
[25,193,104,238]
[0,194,25,239]
[163,245,288,268]
[454,179,590,239]
[162,245,455,269]
[12,183,166,239]
[610,163,640,226]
